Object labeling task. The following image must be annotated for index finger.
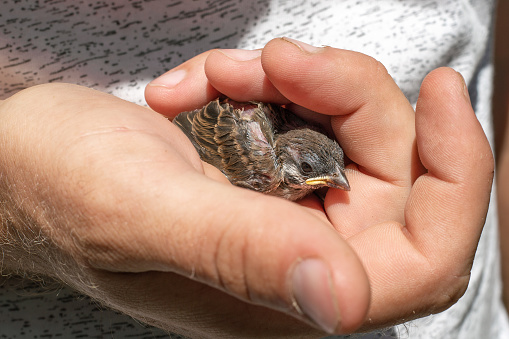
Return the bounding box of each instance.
[261,38,424,186]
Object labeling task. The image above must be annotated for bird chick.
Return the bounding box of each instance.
[173,98,350,201]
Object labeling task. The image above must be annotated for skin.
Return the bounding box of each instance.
[0,38,493,338]
[148,38,494,330]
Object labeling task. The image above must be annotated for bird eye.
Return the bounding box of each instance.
[300,162,313,173]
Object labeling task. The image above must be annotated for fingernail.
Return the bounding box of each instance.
[217,49,262,61]
[282,37,322,53]
[291,258,340,334]
[456,71,471,104]
[148,69,187,88]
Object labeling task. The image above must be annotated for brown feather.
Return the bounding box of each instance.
[173,98,349,200]
[173,99,281,192]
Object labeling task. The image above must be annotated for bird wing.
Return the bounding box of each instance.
[172,108,205,151]
[173,99,281,192]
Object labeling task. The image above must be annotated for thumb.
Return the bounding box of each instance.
[84,171,370,334]
[176,182,370,334]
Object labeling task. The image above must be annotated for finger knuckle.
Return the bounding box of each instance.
[212,215,251,299]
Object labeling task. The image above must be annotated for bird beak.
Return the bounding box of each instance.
[305,172,350,191]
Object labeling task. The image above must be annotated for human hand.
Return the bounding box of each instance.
[145,37,494,331]
[0,83,369,338]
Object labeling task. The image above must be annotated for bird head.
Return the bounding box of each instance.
[275,129,350,192]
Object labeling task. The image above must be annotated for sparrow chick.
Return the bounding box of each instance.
[173,98,350,201]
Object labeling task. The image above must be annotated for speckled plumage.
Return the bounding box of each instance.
[173,98,350,200]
